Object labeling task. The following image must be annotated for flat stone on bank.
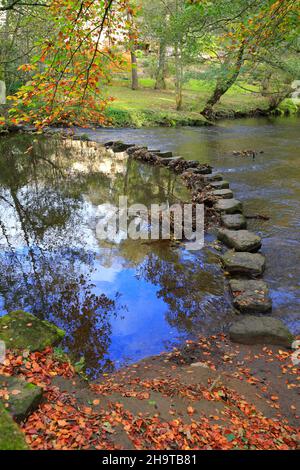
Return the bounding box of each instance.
[222,251,265,276]
[210,180,230,189]
[221,214,247,230]
[0,310,65,352]
[218,228,261,252]
[229,279,272,313]
[229,316,294,347]
[212,189,233,199]
[0,376,43,423]
[215,199,243,214]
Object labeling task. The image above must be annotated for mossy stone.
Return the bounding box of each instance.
[0,403,28,450]
[0,310,65,352]
[0,375,43,422]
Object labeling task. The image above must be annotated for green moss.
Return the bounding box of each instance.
[103,84,270,127]
[25,383,37,390]
[0,375,43,422]
[276,98,299,116]
[106,104,208,128]
[0,310,65,352]
[0,404,28,450]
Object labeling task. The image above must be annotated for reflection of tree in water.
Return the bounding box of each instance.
[138,250,232,335]
[0,134,197,376]
[0,134,123,377]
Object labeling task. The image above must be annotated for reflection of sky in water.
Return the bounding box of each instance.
[1,119,299,378]
[0,134,233,378]
[77,117,300,336]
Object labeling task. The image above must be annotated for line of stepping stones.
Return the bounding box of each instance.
[209,174,273,314]
[104,141,272,317]
[0,137,295,448]
[103,140,293,348]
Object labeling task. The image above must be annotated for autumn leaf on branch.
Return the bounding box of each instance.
[7,0,134,128]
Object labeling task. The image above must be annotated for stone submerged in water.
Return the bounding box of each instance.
[215,199,243,214]
[229,279,272,313]
[222,251,265,277]
[0,404,28,450]
[221,214,247,230]
[0,310,65,352]
[0,376,43,423]
[217,228,261,252]
[212,189,233,199]
[229,316,294,348]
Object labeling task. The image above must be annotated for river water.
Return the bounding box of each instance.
[0,117,299,377]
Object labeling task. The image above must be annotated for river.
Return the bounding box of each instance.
[0,116,299,377]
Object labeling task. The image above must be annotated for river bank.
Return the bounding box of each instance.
[0,334,299,450]
[103,85,299,128]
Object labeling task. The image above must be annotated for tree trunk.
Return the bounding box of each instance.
[266,87,292,112]
[155,41,167,90]
[201,43,245,119]
[261,72,272,97]
[175,44,183,111]
[131,50,138,90]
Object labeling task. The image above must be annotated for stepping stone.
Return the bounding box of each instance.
[221,214,247,230]
[229,279,272,313]
[202,173,223,182]
[217,229,261,252]
[0,376,43,423]
[0,404,28,450]
[0,310,65,352]
[229,316,294,347]
[215,199,243,214]
[222,251,265,276]
[212,189,233,199]
[161,156,182,164]
[157,151,173,158]
[184,160,200,168]
[186,167,212,175]
[104,141,134,152]
[210,180,230,189]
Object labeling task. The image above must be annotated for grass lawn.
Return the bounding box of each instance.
[104,79,271,127]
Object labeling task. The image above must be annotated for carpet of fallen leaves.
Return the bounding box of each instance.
[0,342,299,450]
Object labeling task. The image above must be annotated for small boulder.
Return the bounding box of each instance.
[215,199,243,214]
[218,229,261,252]
[0,376,43,422]
[0,310,65,352]
[222,251,265,277]
[212,189,233,199]
[229,279,272,313]
[221,214,247,230]
[229,316,294,347]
